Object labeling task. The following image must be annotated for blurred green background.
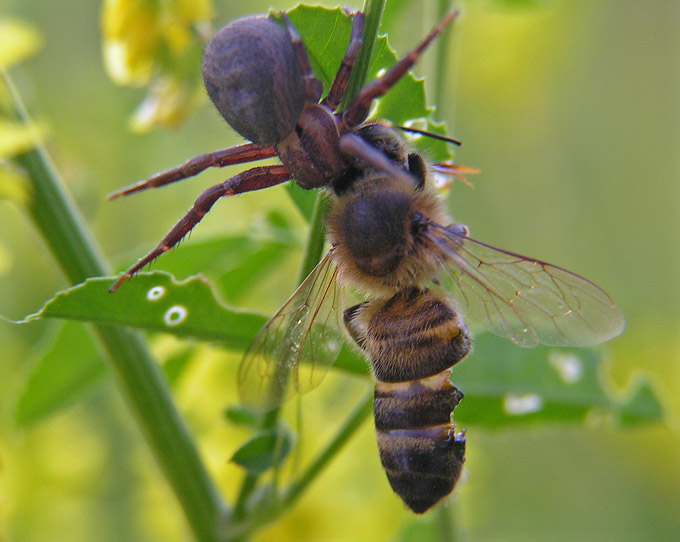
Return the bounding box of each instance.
[1,0,678,540]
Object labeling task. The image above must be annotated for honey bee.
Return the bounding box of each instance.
[109,9,624,514]
[238,123,625,513]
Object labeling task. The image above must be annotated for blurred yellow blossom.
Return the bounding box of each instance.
[129,76,205,132]
[101,0,214,130]
[102,0,160,86]
[0,18,42,70]
[0,17,43,206]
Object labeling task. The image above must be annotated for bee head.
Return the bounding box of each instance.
[327,136,451,295]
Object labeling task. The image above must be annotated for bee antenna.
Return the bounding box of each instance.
[397,126,462,147]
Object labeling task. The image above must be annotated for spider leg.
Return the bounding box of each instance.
[338,132,417,188]
[321,11,365,111]
[108,143,276,199]
[109,164,291,292]
[280,12,323,103]
[340,10,458,130]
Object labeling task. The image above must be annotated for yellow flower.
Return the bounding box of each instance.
[102,0,213,129]
[129,76,205,132]
[102,0,161,86]
[0,18,42,70]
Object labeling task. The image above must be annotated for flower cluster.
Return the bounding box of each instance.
[101,0,214,131]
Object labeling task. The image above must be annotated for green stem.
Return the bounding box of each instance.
[340,0,386,112]
[230,391,373,541]
[5,73,228,542]
[296,191,331,282]
[281,389,373,509]
[431,0,453,120]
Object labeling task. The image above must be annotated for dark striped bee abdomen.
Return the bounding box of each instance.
[344,288,470,513]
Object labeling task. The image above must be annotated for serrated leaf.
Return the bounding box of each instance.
[453,333,663,428]
[25,272,267,349]
[230,428,293,475]
[25,273,658,430]
[16,322,106,427]
[286,5,455,161]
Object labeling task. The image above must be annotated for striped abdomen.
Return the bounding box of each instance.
[344,288,470,513]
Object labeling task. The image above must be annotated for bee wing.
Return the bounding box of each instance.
[426,224,625,347]
[237,249,344,412]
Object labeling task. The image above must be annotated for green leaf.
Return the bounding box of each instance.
[284,182,317,222]
[214,242,291,304]
[25,272,267,349]
[231,428,293,475]
[224,404,263,427]
[285,5,456,160]
[453,333,663,428]
[135,234,296,304]
[118,212,298,287]
[16,322,106,427]
[26,273,660,430]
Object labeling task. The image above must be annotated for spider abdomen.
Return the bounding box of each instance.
[202,16,305,146]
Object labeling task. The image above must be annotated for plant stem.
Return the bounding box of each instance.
[340,0,386,112]
[435,500,458,542]
[5,73,228,542]
[281,389,373,509]
[296,191,331,282]
[434,0,456,121]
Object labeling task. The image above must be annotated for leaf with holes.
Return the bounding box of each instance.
[452,333,663,428]
[23,272,267,349]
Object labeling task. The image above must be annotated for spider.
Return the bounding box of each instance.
[108,9,459,292]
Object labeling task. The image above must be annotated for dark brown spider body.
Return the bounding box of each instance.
[202,16,344,189]
[202,16,306,147]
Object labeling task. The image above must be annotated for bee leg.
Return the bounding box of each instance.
[109,164,291,292]
[108,143,276,199]
[321,11,365,111]
[340,10,458,130]
[343,302,369,348]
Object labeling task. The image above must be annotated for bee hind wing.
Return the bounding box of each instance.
[237,250,344,412]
